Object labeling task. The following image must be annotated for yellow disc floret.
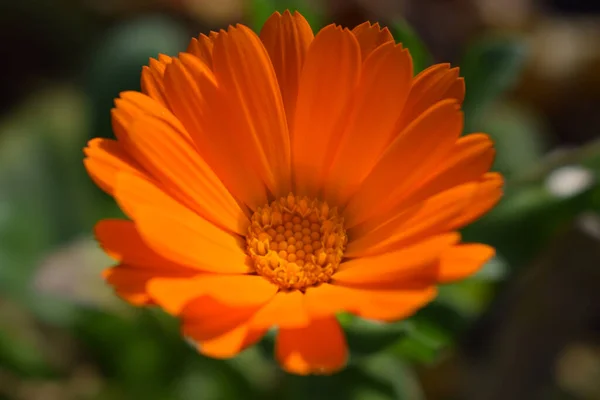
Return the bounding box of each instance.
[247,194,347,290]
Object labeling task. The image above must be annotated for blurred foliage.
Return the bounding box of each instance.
[461,35,528,133]
[391,20,432,74]
[1,1,600,399]
[85,17,189,140]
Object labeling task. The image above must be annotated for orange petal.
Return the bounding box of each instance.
[346,183,475,257]
[325,42,413,205]
[445,77,465,104]
[195,323,268,359]
[112,91,189,142]
[397,63,464,133]
[336,233,459,284]
[305,283,437,321]
[407,133,495,204]
[124,114,248,234]
[97,220,196,306]
[212,24,291,197]
[276,315,348,375]
[186,32,217,68]
[450,172,504,229]
[114,172,249,274]
[349,134,495,244]
[260,10,314,128]
[345,99,463,228]
[103,266,156,305]
[141,55,173,107]
[83,138,142,196]
[163,55,268,210]
[250,290,311,329]
[113,173,173,218]
[147,274,277,315]
[181,297,263,342]
[437,243,495,283]
[95,219,191,271]
[291,25,361,197]
[351,21,394,60]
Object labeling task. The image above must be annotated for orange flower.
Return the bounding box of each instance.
[84,10,502,375]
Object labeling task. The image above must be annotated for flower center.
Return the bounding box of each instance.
[246,194,347,290]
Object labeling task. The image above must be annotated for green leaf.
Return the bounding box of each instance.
[461,36,528,132]
[481,102,547,178]
[225,347,277,394]
[389,300,473,365]
[342,315,410,358]
[391,20,432,74]
[360,354,426,400]
[472,256,509,281]
[279,365,397,400]
[392,322,448,365]
[437,279,497,318]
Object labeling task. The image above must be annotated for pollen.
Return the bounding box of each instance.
[246,194,347,290]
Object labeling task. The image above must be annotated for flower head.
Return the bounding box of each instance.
[84,10,503,375]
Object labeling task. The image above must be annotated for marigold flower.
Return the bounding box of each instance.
[84,10,503,375]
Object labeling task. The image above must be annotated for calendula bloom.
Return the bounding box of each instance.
[84,10,502,375]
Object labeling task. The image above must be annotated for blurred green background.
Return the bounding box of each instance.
[1,0,600,399]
